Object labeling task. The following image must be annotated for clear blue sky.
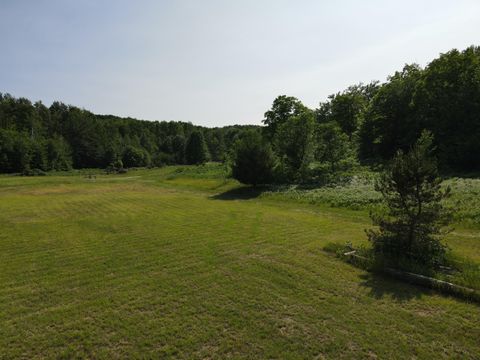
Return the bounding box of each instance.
[1,0,479,126]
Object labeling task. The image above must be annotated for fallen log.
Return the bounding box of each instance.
[343,252,480,303]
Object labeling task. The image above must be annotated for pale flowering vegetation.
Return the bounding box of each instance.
[262,174,480,226]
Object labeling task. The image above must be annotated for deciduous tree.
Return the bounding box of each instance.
[231,130,275,186]
[185,131,209,165]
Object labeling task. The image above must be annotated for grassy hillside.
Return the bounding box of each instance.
[0,165,479,358]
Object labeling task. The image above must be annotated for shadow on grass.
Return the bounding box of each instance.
[359,272,432,302]
[210,182,340,200]
[210,186,266,201]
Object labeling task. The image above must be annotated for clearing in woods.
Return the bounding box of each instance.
[0,166,479,358]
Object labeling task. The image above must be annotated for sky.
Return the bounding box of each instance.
[1,1,479,127]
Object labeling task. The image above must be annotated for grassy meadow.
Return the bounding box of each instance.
[0,164,479,358]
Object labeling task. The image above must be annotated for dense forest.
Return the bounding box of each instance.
[0,98,255,173]
[1,46,479,177]
[236,46,480,183]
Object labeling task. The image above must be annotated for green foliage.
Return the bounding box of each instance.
[122,145,151,168]
[30,140,47,171]
[0,93,257,173]
[274,111,315,182]
[185,131,209,165]
[317,84,371,140]
[231,130,275,186]
[359,46,480,171]
[359,64,423,162]
[413,46,480,170]
[171,135,186,164]
[0,129,31,173]
[315,123,351,172]
[367,131,452,267]
[105,159,125,174]
[2,45,480,177]
[205,131,226,162]
[113,159,124,169]
[62,107,106,168]
[22,168,47,176]
[152,152,174,167]
[262,95,309,140]
[46,136,72,171]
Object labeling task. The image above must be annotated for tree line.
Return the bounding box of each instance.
[0,95,256,174]
[232,46,480,184]
[1,46,479,177]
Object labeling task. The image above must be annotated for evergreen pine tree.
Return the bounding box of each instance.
[367,131,451,267]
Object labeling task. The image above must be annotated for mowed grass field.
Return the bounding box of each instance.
[0,166,479,359]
